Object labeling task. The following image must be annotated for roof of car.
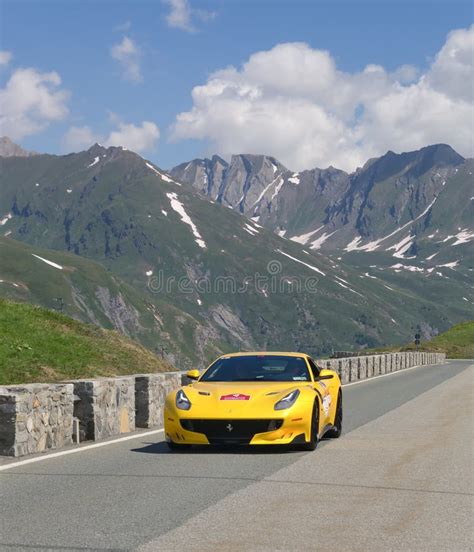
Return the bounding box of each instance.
[218,351,310,359]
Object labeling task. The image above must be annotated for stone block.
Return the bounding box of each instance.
[69,377,135,442]
[380,355,387,375]
[0,384,74,457]
[358,356,367,379]
[135,372,182,429]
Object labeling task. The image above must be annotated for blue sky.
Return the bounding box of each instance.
[1,0,472,170]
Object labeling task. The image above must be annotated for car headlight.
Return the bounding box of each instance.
[274,389,300,410]
[176,389,192,410]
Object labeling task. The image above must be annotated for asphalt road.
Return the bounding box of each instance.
[0,360,472,552]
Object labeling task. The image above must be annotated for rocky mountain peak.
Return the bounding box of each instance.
[0,137,37,157]
[415,143,465,170]
[87,143,109,156]
[210,154,228,166]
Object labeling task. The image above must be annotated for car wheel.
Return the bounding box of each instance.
[301,401,319,451]
[166,441,191,451]
[326,390,342,438]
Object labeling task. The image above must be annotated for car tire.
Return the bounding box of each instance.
[301,401,319,451]
[166,441,191,451]
[326,390,342,438]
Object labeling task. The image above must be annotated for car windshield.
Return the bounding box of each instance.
[200,355,311,382]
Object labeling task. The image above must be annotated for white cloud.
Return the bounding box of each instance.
[63,120,160,153]
[163,0,215,32]
[426,26,474,102]
[0,51,12,66]
[107,120,160,151]
[63,125,99,151]
[110,36,142,83]
[0,68,69,140]
[171,25,474,171]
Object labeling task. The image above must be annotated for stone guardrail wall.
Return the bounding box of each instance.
[323,352,445,384]
[0,353,446,457]
[0,383,74,457]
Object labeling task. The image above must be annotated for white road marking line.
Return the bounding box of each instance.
[0,429,164,472]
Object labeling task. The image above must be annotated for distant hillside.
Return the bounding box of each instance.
[0,237,195,366]
[410,320,474,358]
[0,299,173,386]
[1,143,472,366]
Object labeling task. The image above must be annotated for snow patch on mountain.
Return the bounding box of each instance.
[146,162,181,186]
[32,254,63,270]
[87,156,100,168]
[166,192,206,249]
[244,223,259,235]
[391,263,424,273]
[451,229,474,245]
[288,173,300,185]
[437,260,459,269]
[277,249,325,276]
[251,176,282,208]
[344,236,363,252]
[0,213,12,226]
[270,177,285,201]
[345,196,439,252]
[290,226,324,245]
[388,234,414,259]
[310,230,337,250]
[334,279,364,297]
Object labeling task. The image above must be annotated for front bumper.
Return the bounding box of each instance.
[164,408,310,445]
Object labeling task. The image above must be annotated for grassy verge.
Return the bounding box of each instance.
[0,299,174,385]
[367,320,474,359]
[402,320,474,359]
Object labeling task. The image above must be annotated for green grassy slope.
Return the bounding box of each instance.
[0,299,173,385]
[369,320,474,358]
[0,236,208,367]
[407,320,474,358]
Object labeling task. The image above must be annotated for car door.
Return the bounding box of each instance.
[307,357,333,426]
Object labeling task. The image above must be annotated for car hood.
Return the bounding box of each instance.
[179,381,311,418]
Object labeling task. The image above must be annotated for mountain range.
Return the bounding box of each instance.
[0,139,472,367]
[171,144,472,256]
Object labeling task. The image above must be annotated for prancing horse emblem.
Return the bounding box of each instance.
[226,423,233,432]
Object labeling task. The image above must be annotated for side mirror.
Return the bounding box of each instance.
[315,369,334,381]
[185,369,200,381]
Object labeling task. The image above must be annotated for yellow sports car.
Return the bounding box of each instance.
[164,352,342,450]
